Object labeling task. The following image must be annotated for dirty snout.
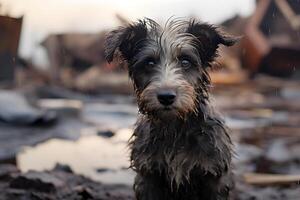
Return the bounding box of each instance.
[157,89,177,107]
[139,77,197,119]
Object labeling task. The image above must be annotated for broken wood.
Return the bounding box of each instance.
[243,173,300,185]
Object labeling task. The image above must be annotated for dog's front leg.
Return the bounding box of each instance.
[134,173,168,200]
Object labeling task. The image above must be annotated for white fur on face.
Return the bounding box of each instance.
[139,21,200,118]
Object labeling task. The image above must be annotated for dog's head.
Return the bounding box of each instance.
[105,18,236,119]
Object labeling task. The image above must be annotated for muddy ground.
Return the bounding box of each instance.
[0,75,300,199]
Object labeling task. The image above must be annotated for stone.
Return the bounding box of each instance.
[10,171,65,193]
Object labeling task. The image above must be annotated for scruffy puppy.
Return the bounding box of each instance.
[105,18,236,200]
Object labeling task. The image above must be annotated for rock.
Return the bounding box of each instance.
[97,130,115,138]
[0,165,134,200]
[73,185,95,199]
[96,168,111,173]
[0,164,19,180]
[0,90,57,125]
[53,163,73,173]
[10,171,65,193]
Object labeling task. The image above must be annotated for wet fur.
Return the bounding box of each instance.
[105,18,236,200]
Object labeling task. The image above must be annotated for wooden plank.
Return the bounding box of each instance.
[243,173,300,185]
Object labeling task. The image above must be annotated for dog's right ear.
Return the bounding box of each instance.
[104,20,148,63]
[186,19,238,67]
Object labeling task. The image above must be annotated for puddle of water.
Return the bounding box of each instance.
[17,129,135,185]
[16,98,273,186]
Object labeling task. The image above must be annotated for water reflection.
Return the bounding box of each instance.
[17,129,135,185]
[16,97,277,187]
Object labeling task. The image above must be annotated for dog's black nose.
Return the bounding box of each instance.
[157,90,176,106]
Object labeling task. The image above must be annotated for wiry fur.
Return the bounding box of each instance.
[105,18,237,200]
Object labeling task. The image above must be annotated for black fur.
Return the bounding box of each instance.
[105,20,148,62]
[105,18,236,200]
[186,20,237,67]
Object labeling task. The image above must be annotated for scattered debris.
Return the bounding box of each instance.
[96,168,112,173]
[42,32,108,81]
[10,171,65,192]
[73,66,133,94]
[0,164,134,200]
[37,99,82,117]
[243,173,300,186]
[0,90,57,125]
[0,164,20,180]
[97,130,115,138]
[53,163,73,173]
[0,3,300,199]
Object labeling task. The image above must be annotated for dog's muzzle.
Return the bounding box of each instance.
[157,89,176,106]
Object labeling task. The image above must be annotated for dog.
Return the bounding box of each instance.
[105,18,236,200]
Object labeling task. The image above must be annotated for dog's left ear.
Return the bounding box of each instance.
[186,20,238,66]
[104,20,148,63]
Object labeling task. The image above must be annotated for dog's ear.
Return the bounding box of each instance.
[186,20,238,66]
[105,20,148,63]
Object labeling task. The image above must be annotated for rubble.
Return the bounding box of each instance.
[243,173,300,186]
[73,66,133,94]
[213,75,300,199]
[0,89,88,163]
[0,90,57,125]
[42,32,108,81]
[0,3,300,198]
[0,74,298,199]
[97,130,115,138]
[10,171,65,192]
[0,164,134,200]
[0,164,19,180]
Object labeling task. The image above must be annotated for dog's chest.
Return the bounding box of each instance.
[137,131,214,185]
[131,117,229,186]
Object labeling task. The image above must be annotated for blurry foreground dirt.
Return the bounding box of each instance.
[0,74,300,199]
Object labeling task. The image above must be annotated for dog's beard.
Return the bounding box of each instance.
[137,80,198,120]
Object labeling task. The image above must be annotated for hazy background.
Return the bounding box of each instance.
[2,1,300,199]
[0,0,255,67]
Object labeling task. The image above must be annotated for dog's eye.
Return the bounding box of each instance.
[181,59,192,69]
[147,61,155,66]
[145,58,156,67]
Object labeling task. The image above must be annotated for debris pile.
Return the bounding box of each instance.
[211,75,300,199]
[0,164,133,200]
[0,1,300,199]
